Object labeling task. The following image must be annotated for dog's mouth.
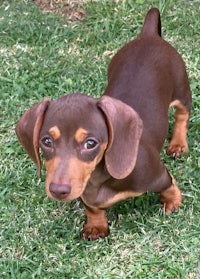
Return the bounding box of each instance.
[45,179,88,202]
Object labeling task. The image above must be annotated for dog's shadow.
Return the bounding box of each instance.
[107,193,161,234]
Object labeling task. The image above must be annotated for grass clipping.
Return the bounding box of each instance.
[34,0,86,20]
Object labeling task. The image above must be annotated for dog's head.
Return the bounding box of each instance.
[16,93,143,202]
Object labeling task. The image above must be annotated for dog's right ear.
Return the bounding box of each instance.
[15,97,51,176]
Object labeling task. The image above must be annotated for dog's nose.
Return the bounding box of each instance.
[49,182,71,200]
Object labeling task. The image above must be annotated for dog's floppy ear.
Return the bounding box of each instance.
[15,97,51,176]
[97,96,143,179]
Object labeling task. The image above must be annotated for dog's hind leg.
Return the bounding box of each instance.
[167,98,191,158]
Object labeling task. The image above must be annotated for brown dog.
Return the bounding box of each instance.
[16,8,192,240]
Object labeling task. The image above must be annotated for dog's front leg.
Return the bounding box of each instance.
[81,204,109,241]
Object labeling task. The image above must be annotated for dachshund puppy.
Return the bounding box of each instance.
[16,8,191,240]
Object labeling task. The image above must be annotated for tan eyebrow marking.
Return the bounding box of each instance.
[49,126,61,140]
[74,128,88,143]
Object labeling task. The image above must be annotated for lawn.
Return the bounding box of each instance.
[0,0,199,278]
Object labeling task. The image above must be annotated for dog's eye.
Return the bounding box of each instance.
[41,136,53,148]
[84,139,98,150]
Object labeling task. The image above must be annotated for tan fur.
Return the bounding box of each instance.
[49,126,61,140]
[74,128,88,143]
[160,175,182,213]
[45,156,61,198]
[95,191,142,208]
[168,100,190,156]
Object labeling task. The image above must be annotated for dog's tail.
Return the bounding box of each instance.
[140,7,161,37]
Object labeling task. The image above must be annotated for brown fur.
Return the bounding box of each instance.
[15,8,192,240]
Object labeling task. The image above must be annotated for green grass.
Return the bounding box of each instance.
[0,0,200,278]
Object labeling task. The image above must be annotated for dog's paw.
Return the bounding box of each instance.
[80,225,109,241]
[166,141,188,158]
[160,183,182,213]
[161,200,181,213]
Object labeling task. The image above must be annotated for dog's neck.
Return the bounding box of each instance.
[81,159,112,207]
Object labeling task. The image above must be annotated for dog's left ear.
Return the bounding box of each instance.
[97,96,143,179]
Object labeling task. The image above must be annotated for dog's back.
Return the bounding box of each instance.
[104,7,191,150]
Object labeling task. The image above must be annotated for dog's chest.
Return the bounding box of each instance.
[81,181,142,209]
